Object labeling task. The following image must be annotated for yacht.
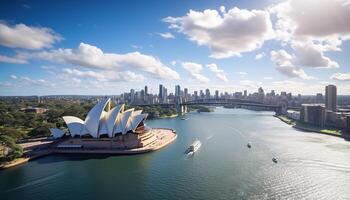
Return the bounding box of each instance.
[186,140,201,154]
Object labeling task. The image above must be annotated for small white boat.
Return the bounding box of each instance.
[247,142,251,149]
[272,157,278,163]
[181,117,189,120]
[186,140,201,154]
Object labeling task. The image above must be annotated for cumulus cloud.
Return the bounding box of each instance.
[270,0,350,41]
[0,54,28,64]
[29,43,180,80]
[270,50,314,79]
[268,0,347,74]
[163,7,274,58]
[255,53,265,60]
[61,68,144,82]
[291,41,339,68]
[236,71,248,76]
[206,63,228,82]
[19,76,55,87]
[157,32,175,39]
[182,62,209,83]
[10,75,18,79]
[0,22,61,49]
[330,72,350,81]
[239,80,262,88]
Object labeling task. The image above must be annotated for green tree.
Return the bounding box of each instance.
[0,135,23,162]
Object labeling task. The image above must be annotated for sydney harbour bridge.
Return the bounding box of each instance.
[133,98,300,115]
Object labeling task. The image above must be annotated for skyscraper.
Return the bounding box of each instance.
[159,84,163,99]
[175,85,181,97]
[325,85,337,111]
[205,89,210,99]
[144,85,148,95]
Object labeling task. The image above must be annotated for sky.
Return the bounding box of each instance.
[0,0,350,96]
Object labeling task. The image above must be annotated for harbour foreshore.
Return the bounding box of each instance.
[1,128,177,170]
[274,115,350,140]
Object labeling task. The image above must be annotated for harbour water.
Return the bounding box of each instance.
[1,107,350,200]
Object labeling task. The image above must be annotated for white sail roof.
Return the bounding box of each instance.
[62,116,86,137]
[105,104,124,137]
[120,108,134,135]
[49,128,65,139]
[84,98,110,138]
[129,113,148,132]
[61,99,148,138]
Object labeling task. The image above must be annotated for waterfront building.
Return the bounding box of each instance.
[54,98,159,149]
[300,104,325,127]
[325,85,337,111]
[20,107,48,114]
[286,110,300,121]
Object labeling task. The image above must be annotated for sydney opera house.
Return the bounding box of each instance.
[50,98,176,151]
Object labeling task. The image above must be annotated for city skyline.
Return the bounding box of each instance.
[1,0,350,96]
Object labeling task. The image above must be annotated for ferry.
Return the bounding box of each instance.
[186,140,201,155]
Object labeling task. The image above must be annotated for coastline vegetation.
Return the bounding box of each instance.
[275,115,345,138]
[188,105,214,112]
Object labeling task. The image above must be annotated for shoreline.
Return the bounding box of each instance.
[1,128,177,170]
[0,157,30,170]
[274,115,349,140]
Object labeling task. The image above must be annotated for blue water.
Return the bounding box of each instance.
[1,108,350,200]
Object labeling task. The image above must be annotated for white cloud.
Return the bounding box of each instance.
[206,63,228,82]
[170,60,177,66]
[269,0,347,74]
[263,76,273,80]
[270,0,350,41]
[30,43,180,80]
[236,71,248,76]
[0,22,61,49]
[157,32,175,39]
[163,7,274,58]
[10,75,17,79]
[61,68,144,82]
[291,41,339,68]
[19,76,55,87]
[255,53,265,60]
[330,72,350,81]
[239,80,262,88]
[0,54,28,64]
[270,50,314,79]
[182,62,209,83]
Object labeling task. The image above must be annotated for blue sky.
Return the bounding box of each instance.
[0,0,349,95]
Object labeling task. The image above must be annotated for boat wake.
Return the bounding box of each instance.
[206,135,213,140]
[5,172,64,192]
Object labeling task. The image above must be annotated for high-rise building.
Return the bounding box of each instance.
[184,88,188,101]
[244,90,247,98]
[159,84,164,99]
[325,85,337,111]
[144,86,148,95]
[130,89,135,103]
[300,104,325,127]
[175,85,181,97]
[205,89,210,99]
[215,90,219,99]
